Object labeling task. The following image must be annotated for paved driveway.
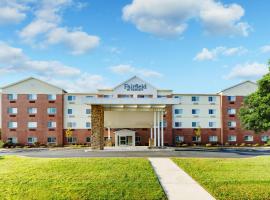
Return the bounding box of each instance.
[1,147,270,158]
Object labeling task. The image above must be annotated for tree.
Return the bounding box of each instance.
[239,60,270,133]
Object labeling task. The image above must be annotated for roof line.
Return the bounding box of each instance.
[218,80,257,93]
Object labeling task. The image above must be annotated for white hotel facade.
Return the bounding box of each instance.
[1,76,269,148]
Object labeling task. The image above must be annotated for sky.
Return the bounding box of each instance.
[0,0,269,93]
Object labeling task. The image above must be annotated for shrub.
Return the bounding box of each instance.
[181,143,188,147]
[0,140,4,148]
[240,143,246,147]
[253,143,259,147]
[205,143,212,147]
[225,142,230,146]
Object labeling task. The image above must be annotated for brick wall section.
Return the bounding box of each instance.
[1,94,64,145]
[164,105,173,146]
[63,129,91,145]
[221,95,270,144]
[91,105,104,149]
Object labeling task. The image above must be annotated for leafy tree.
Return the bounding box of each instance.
[239,60,270,133]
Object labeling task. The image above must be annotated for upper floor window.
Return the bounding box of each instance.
[192,109,200,115]
[103,95,113,98]
[137,95,152,98]
[227,108,236,115]
[67,109,73,115]
[174,109,183,115]
[208,96,216,102]
[227,96,236,102]
[8,94,17,100]
[86,122,91,128]
[174,96,182,99]
[67,96,76,101]
[192,122,200,128]
[191,96,200,102]
[208,109,216,115]
[48,121,56,128]
[228,121,236,128]
[47,108,57,114]
[157,95,167,98]
[28,107,37,114]
[67,122,76,128]
[7,107,17,114]
[28,122,37,128]
[8,121,17,128]
[174,122,182,128]
[28,94,37,100]
[118,94,133,98]
[209,122,216,128]
[48,94,56,100]
[86,109,91,114]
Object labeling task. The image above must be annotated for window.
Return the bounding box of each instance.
[48,94,56,100]
[137,95,152,98]
[208,96,216,102]
[48,121,56,128]
[28,94,37,100]
[28,122,37,128]
[192,122,200,128]
[228,135,237,142]
[174,109,183,115]
[227,108,236,115]
[136,136,141,143]
[174,95,182,99]
[8,122,17,128]
[8,94,17,100]
[191,96,199,102]
[67,137,77,143]
[47,108,57,114]
[174,122,182,128]
[86,95,95,99]
[209,136,218,142]
[103,95,113,98]
[261,135,269,142]
[209,122,216,128]
[47,137,56,143]
[228,121,236,128]
[7,137,17,144]
[27,137,37,144]
[67,122,76,128]
[192,109,199,115]
[244,135,253,142]
[28,108,37,114]
[175,136,184,142]
[67,109,73,115]
[86,137,91,143]
[7,108,17,114]
[86,109,91,114]
[67,96,76,101]
[192,136,201,142]
[228,96,236,102]
[157,95,167,98]
[86,122,91,128]
[208,109,216,115]
[118,94,133,98]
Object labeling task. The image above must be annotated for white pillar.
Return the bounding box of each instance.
[150,128,153,139]
[161,111,164,147]
[157,111,160,147]
[108,127,111,140]
[154,111,157,146]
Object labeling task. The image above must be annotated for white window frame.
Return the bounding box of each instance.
[28,107,37,114]
[67,109,73,115]
[227,108,236,115]
[228,96,236,102]
[86,109,91,115]
[47,108,57,114]
[208,96,216,102]
[192,109,200,115]
[174,109,183,115]
[28,94,37,100]
[244,135,253,142]
[67,137,77,143]
[47,137,56,143]
[209,122,216,128]
[261,135,269,142]
[8,121,17,128]
[209,136,218,142]
[175,136,184,142]
[174,122,182,128]
[228,135,237,142]
[8,94,17,100]
[48,94,57,100]
[48,121,56,128]
[8,107,17,114]
[208,109,216,115]
[192,122,200,128]
[28,137,37,144]
[7,137,18,144]
[67,122,76,128]
[228,121,236,128]
[191,96,200,102]
[86,122,91,128]
[28,122,37,129]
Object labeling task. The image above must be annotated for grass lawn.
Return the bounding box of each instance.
[0,156,166,200]
[173,156,270,200]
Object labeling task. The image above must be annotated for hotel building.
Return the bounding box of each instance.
[0,76,269,148]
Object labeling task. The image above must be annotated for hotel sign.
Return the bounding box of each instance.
[124,83,147,91]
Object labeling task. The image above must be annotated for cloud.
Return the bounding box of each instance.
[0,0,28,25]
[18,0,100,54]
[122,0,251,37]
[260,45,270,53]
[225,62,268,79]
[194,46,247,61]
[109,64,163,78]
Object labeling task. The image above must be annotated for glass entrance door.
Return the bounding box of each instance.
[120,136,126,145]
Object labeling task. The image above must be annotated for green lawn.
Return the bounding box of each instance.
[0,156,166,200]
[173,156,270,200]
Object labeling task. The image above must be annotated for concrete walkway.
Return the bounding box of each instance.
[149,158,215,200]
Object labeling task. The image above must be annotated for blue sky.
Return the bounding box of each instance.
[0,0,269,93]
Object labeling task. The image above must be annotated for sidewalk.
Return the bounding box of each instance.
[149,158,215,200]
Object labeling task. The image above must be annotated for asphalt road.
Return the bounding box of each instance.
[1,148,270,158]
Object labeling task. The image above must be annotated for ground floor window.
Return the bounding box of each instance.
[192,136,201,142]
[209,136,218,142]
[175,136,184,143]
[261,135,269,142]
[7,137,17,144]
[228,135,237,142]
[67,137,77,143]
[47,137,56,143]
[27,137,37,144]
[135,136,141,145]
[86,137,91,143]
[244,135,253,142]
